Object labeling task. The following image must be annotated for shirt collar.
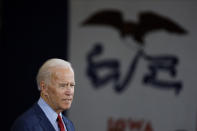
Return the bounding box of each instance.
[38,97,63,131]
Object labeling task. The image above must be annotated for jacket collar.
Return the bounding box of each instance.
[62,115,72,131]
[33,103,56,131]
[33,103,74,131]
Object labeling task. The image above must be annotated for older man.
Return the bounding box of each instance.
[11,58,75,131]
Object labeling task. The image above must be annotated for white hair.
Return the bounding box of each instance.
[36,58,74,90]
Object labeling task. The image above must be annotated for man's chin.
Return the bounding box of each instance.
[62,104,71,110]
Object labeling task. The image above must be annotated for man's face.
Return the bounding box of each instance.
[42,67,75,113]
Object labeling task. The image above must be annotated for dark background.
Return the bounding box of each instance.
[1,0,69,130]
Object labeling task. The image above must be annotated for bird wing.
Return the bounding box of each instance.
[82,10,123,32]
[138,11,187,35]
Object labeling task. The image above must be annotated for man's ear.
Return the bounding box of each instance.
[40,81,48,96]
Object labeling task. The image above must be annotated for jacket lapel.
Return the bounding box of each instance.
[62,116,73,131]
[33,103,56,131]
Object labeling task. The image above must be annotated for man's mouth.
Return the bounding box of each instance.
[63,98,72,102]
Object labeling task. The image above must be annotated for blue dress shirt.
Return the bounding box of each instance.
[38,97,67,131]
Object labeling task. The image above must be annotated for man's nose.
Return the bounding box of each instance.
[64,87,73,95]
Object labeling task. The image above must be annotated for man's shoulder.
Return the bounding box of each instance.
[11,103,42,131]
[16,103,40,121]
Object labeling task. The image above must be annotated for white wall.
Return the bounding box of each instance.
[68,1,197,131]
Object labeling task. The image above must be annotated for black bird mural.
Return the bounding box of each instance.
[82,10,187,45]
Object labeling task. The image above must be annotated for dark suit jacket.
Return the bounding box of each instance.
[11,103,75,131]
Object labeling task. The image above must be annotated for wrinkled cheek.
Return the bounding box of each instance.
[50,93,59,105]
[71,89,75,96]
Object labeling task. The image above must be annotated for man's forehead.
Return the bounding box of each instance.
[50,67,74,80]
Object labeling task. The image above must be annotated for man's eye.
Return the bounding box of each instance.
[70,84,75,87]
[59,83,75,88]
[59,84,66,87]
